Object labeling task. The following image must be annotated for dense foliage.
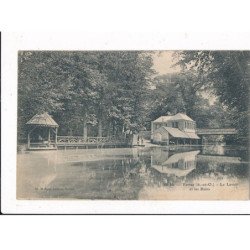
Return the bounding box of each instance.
[18,51,154,138]
[18,50,249,144]
[148,72,233,130]
[174,51,249,141]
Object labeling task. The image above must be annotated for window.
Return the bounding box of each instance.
[173,122,178,128]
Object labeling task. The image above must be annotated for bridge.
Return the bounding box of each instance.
[196,128,237,145]
[196,128,237,136]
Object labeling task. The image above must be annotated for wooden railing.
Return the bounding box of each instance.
[28,141,57,149]
[57,136,128,145]
[196,128,237,135]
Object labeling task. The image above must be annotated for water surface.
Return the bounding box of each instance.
[17,145,249,200]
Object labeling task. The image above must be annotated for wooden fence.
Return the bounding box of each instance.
[56,136,129,147]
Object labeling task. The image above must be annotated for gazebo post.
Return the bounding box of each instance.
[55,128,58,145]
[48,128,51,142]
[27,132,30,149]
[27,126,36,149]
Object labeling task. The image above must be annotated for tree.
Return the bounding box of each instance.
[18,51,155,140]
[18,51,73,138]
[174,51,250,139]
[93,51,155,135]
[148,72,233,130]
[18,51,106,137]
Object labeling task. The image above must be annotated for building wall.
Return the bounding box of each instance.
[177,120,185,131]
[152,121,174,131]
[162,131,169,142]
[152,127,169,143]
[177,120,196,132]
[153,132,162,143]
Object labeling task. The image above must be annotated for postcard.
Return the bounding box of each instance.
[2,33,250,214]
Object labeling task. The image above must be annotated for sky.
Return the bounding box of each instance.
[152,51,180,75]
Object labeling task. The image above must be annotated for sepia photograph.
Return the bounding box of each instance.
[16,50,250,200]
[1,1,250,250]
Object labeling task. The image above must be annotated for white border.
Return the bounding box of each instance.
[2,32,250,214]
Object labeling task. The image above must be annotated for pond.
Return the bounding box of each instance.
[17,145,249,200]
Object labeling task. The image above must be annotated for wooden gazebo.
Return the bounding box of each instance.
[26,112,59,150]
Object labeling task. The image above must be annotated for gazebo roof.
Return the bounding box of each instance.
[26,112,59,127]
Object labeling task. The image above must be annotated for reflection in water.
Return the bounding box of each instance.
[17,145,249,200]
[149,151,199,191]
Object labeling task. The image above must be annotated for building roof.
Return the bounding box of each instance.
[153,113,194,123]
[162,150,200,165]
[163,127,190,138]
[153,126,200,139]
[185,132,200,139]
[26,112,59,127]
[151,150,200,177]
[152,165,195,177]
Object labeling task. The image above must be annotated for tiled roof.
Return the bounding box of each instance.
[173,113,194,121]
[154,127,200,139]
[26,112,59,127]
[161,127,190,138]
[185,132,200,139]
[153,116,173,123]
[153,113,194,123]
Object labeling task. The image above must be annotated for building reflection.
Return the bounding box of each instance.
[149,150,200,186]
[148,147,247,188]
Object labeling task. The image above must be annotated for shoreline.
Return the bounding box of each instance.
[17,142,248,153]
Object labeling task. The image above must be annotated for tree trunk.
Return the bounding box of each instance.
[69,128,73,136]
[83,119,87,139]
[107,121,111,137]
[98,120,103,137]
[113,122,115,136]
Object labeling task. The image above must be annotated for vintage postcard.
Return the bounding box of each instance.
[16,50,249,200]
[2,33,250,214]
